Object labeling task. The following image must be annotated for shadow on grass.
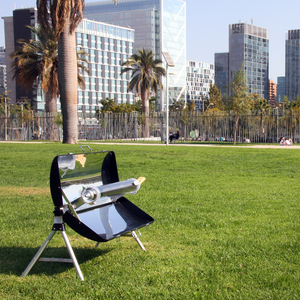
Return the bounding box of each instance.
[0,246,111,276]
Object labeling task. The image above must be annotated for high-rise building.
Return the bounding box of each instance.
[84,0,187,110]
[2,8,37,105]
[186,60,214,110]
[269,80,277,107]
[285,29,300,102]
[215,22,269,100]
[277,76,285,103]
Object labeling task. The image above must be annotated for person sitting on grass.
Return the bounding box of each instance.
[169,131,174,143]
[280,137,286,145]
[173,131,180,140]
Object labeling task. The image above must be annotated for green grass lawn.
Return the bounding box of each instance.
[0,143,300,299]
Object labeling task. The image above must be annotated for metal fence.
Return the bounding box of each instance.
[1,109,300,143]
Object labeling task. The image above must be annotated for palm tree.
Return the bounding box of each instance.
[37,0,117,144]
[10,25,89,140]
[10,25,59,113]
[254,97,270,139]
[121,48,166,137]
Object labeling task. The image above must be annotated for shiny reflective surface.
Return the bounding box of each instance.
[52,151,154,241]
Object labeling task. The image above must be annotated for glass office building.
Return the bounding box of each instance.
[84,0,187,110]
[285,29,300,101]
[214,53,229,96]
[230,23,269,99]
[215,23,269,100]
[277,76,285,103]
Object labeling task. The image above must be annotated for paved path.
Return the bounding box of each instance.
[1,140,300,149]
[92,142,300,149]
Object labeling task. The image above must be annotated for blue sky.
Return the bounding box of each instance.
[1,0,300,82]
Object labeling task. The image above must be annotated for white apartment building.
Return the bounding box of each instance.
[186,60,214,110]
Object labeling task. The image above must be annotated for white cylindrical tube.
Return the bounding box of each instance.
[97,178,140,198]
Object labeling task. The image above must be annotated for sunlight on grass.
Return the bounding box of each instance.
[0,143,300,299]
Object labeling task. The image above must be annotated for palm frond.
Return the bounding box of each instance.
[120,48,166,97]
[37,0,84,39]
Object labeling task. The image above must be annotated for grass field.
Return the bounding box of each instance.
[0,142,300,299]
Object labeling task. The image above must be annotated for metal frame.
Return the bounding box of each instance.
[22,149,153,281]
[21,215,84,281]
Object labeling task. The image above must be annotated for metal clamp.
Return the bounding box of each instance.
[80,145,92,153]
[133,229,142,238]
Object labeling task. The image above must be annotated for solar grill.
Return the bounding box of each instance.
[22,146,154,281]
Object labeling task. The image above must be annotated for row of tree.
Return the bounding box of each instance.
[7,4,165,142]
[6,0,299,144]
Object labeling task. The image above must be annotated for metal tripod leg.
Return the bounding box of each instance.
[21,230,56,277]
[21,230,84,281]
[61,231,84,281]
[131,230,146,251]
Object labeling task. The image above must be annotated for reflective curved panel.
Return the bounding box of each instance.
[50,151,154,242]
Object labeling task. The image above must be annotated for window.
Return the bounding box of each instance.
[116,28,122,38]
[91,78,96,90]
[91,36,96,48]
[117,40,121,52]
[97,65,102,77]
[109,26,115,36]
[97,37,101,49]
[90,49,95,62]
[98,79,103,91]
[110,66,115,78]
[83,34,88,47]
[122,41,126,53]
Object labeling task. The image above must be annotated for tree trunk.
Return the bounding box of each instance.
[44,89,58,141]
[141,86,150,138]
[260,112,264,139]
[58,19,78,144]
[45,88,57,113]
[234,113,239,145]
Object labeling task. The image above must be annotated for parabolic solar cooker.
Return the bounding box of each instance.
[22,146,154,280]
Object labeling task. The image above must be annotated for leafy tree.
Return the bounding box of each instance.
[98,98,140,113]
[0,92,9,115]
[185,100,196,112]
[229,64,252,145]
[281,95,290,111]
[121,48,166,137]
[99,98,117,113]
[132,100,142,113]
[208,84,224,110]
[291,95,300,108]
[149,96,157,112]
[9,100,35,141]
[37,0,117,143]
[169,99,185,112]
[0,92,11,140]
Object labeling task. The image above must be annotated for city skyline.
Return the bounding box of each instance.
[1,0,300,83]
